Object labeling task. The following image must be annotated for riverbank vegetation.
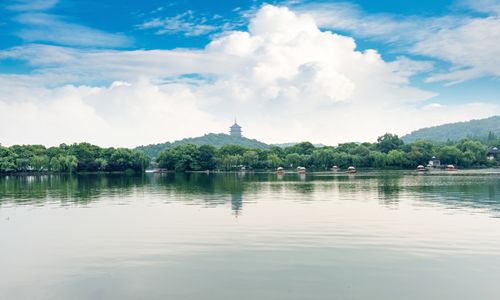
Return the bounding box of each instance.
[0,143,150,174]
[2,134,499,174]
[157,134,500,172]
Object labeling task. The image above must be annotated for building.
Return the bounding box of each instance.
[230,121,242,137]
[428,156,441,168]
[487,147,499,160]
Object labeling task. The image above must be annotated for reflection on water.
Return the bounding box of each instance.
[2,171,499,215]
[1,170,500,300]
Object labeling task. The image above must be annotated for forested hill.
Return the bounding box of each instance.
[135,133,270,158]
[402,115,500,143]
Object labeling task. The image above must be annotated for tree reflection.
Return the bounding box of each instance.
[1,172,499,216]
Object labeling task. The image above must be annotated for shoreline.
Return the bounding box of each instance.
[2,167,499,177]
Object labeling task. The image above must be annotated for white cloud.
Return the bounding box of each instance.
[6,0,58,11]
[0,79,219,147]
[423,103,446,110]
[459,0,500,14]
[138,11,217,37]
[416,17,500,84]
[13,13,131,48]
[1,5,499,147]
[137,10,240,37]
[293,1,500,83]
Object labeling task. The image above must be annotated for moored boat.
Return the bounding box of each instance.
[276,167,284,174]
[416,165,427,172]
[297,166,306,174]
[347,166,356,174]
[447,164,456,171]
[331,165,339,172]
[145,168,168,174]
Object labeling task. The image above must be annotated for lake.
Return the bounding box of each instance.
[1,170,500,299]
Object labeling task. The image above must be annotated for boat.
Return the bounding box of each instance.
[331,166,339,172]
[447,164,456,171]
[296,166,306,174]
[145,168,168,174]
[416,165,427,172]
[347,166,356,174]
[276,167,284,174]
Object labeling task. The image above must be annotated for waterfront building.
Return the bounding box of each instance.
[487,147,499,160]
[428,156,441,168]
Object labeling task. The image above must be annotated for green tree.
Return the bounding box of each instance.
[335,143,359,154]
[387,150,409,168]
[218,145,246,157]
[285,153,302,167]
[242,150,259,168]
[198,145,216,170]
[369,151,387,168]
[49,157,62,172]
[285,142,315,155]
[0,146,16,172]
[377,133,404,153]
[487,131,496,141]
[266,153,282,169]
[63,155,78,173]
[95,158,108,171]
[219,154,242,171]
[158,144,200,172]
[438,146,462,165]
[456,139,487,166]
[31,155,49,172]
[332,152,351,168]
[312,148,335,169]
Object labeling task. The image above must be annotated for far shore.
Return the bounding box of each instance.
[2,166,499,177]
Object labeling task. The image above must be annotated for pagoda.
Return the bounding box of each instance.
[230,120,242,137]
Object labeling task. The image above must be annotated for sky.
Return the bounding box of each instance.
[0,0,499,147]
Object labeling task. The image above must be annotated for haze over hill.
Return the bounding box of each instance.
[135,133,271,158]
[402,115,500,142]
[136,115,500,158]
[135,120,331,158]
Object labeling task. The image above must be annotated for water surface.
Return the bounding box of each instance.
[1,171,500,299]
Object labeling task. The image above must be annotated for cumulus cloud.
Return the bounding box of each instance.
[1,5,499,147]
[0,79,219,147]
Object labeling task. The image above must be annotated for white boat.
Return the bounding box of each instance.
[145,168,168,174]
[447,165,456,171]
[416,165,427,172]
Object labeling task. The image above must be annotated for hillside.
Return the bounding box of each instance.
[273,142,327,148]
[135,133,270,158]
[402,115,500,143]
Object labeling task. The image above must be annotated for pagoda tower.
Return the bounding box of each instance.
[229,120,242,137]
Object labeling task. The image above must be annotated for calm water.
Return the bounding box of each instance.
[1,170,500,299]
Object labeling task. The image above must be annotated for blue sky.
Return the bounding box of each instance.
[0,0,499,146]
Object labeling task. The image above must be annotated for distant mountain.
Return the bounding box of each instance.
[402,115,500,143]
[135,133,270,158]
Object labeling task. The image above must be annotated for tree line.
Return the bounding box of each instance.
[1,134,499,174]
[156,134,500,172]
[0,143,150,173]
